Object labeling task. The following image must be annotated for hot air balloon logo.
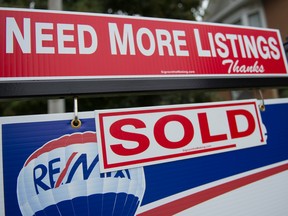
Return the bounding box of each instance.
[16,131,146,216]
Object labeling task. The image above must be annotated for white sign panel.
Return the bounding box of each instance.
[95,99,266,172]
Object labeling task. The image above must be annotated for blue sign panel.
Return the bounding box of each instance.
[1,99,288,216]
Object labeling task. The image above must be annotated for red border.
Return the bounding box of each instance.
[105,144,236,169]
[98,101,263,169]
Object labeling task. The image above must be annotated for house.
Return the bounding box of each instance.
[204,0,288,41]
[204,0,288,100]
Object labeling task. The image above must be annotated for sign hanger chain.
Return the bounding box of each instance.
[258,89,265,112]
[71,96,82,128]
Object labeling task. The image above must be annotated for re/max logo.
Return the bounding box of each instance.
[33,152,131,195]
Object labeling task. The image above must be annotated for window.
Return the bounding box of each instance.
[248,11,262,27]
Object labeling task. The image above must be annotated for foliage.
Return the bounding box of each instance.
[99,0,201,20]
[0,99,47,116]
[63,0,103,13]
[0,0,46,8]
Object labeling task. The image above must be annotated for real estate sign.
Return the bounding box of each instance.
[1,99,288,215]
[95,99,266,172]
[0,8,287,81]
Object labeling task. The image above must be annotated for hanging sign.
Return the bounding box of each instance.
[1,99,288,216]
[95,99,266,172]
[0,8,287,81]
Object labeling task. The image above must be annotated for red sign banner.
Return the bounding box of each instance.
[0,8,287,80]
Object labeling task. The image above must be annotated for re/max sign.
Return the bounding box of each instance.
[95,99,266,172]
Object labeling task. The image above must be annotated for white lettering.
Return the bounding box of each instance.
[136,28,155,56]
[6,17,31,53]
[226,34,238,58]
[35,22,54,54]
[243,36,259,58]
[6,17,99,55]
[257,36,270,59]
[57,24,76,54]
[208,32,216,57]
[237,35,246,58]
[156,29,174,56]
[77,24,98,54]
[223,59,264,74]
[194,30,281,61]
[268,37,280,60]
[173,30,189,56]
[194,29,211,57]
[215,33,228,58]
[109,23,189,57]
[109,23,135,55]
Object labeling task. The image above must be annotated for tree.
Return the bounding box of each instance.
[99,0,201,20]
[0,0,46,8]
[63,0,103,13]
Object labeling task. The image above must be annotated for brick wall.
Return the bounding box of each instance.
[263,0,288,42]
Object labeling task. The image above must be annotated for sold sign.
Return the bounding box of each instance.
[95,99,266,172]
